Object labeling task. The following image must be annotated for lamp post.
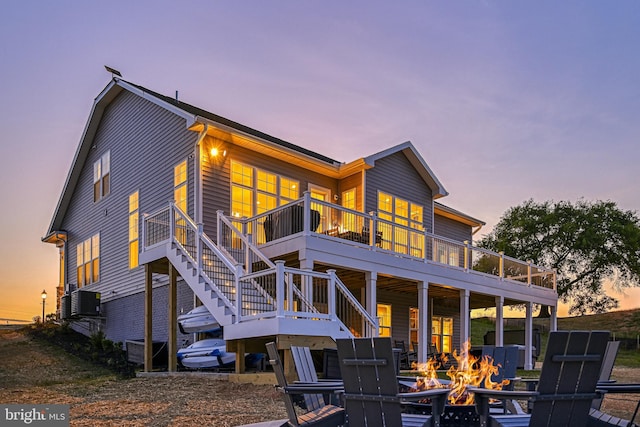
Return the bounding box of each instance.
[41,290,47,323]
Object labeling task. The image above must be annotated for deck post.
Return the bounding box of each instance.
[276,261,286,317]
[495,296,504,347]
[417,281,429,363]
[167,263,177,372]
[327,269,337,320]
[365,271,377,336]
[524,302,534,370]
[550,305,558,332]
[459,289,470,349]
[144,264,153,372]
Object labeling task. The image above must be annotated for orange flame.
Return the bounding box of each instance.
[411,339,510,405]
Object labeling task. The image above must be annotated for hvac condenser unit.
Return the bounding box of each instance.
[60,294,72,320]
[70,290,101,317]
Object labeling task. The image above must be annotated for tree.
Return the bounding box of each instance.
[478,199,640,316]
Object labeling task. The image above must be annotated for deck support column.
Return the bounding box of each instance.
[495,296,504,347]
[459,289,470,350]
[144,264,153,372]
[550,305,558,332]
[365,271,377,337]
[525,302,534,370]
[168,264,178,372]
[417,281,429,363]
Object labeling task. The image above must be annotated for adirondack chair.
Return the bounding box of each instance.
[588,341,640,427]
[336,337,450,427]
[471,330,610,427]
[266,342,345,427]
[480,345,523,415]
[291,345,343,411]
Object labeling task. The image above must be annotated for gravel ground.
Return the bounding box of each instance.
[1,329,638,426]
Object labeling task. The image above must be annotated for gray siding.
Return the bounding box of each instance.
[61,90,196,307]
[102,281,195,347]
[434,214,473,242]
[377,288,417,345]
[365,151,434,232]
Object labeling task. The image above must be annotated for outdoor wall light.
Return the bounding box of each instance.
[210,147,227,158]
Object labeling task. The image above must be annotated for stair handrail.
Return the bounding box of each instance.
[333,273,377,337]
[170,204,239,316]
[217,210,276,271]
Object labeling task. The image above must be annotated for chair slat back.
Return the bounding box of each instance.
[291,345,325,411]
[530,331,609,427]
[266,342,300,426]
[337,338,403,427]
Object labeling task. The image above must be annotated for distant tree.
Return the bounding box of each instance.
[478,199,640,316]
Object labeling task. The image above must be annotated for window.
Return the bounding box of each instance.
[231,161,299,217]
[341,188,356,210]
[377,192,424,256]
[174,160,188,245]
[128,191,139,269]
[93,151,110,202]
[435,241,461,267]
[409,307,419,347]
[174,160,187,212]
[377,303,392,337]
[76,234,100,287]
[432,316,453,353]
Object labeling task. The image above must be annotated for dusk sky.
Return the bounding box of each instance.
[1,1,639,321]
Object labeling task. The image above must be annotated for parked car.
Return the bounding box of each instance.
[177,305,220,334]
[177,338,235,370]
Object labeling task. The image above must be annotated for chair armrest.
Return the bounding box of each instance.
[283,383,344,395]
[398,387,450,402]
[399,388,450,423]
[520,378,539,391]
[596,383,640,393]
[468,387,539,421]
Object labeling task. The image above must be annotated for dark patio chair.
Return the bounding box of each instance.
[337,337,450,427]
[470,330,610,427]
[395,339,418,370]
[266,342,345,427]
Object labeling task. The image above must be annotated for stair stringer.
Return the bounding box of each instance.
[166,241,237,327]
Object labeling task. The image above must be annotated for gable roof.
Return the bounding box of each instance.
[362,141,448,199]
[43,78,451,240]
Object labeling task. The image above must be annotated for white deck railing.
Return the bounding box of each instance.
[141,203,377,335]
[237,192,557,290]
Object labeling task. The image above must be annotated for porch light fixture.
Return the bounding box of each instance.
[210,147,227,158]
[41,289,47,323]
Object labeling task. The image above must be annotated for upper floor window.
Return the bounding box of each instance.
[174,160,187,212]
[230,161,299,218]
[341,188,356,210]
[76,234,99,287]
[128,191,139,269]
[378,192,424,256]
[93,151,110,202]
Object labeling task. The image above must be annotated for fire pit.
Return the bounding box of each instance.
[402,403,480,427]
[400,339,509,427]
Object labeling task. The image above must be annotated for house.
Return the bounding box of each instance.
[42,76,557,373]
